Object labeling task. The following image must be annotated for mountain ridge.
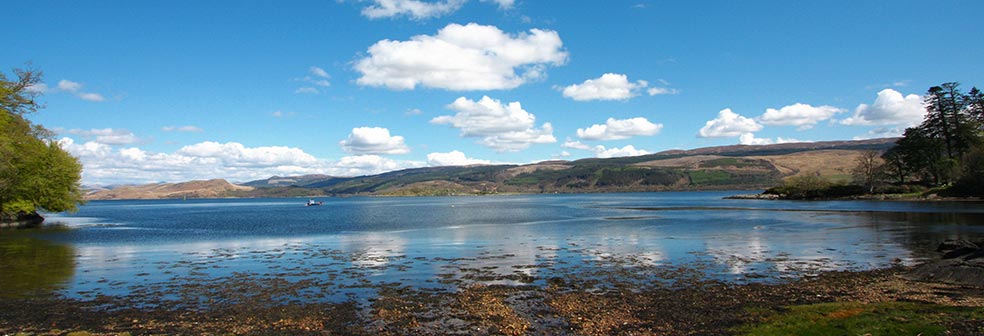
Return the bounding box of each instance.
[85,138,897,200]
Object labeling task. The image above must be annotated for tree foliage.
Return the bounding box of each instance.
[0,68,84,223]
[882,82,983,194]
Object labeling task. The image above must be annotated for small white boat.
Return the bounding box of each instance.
[306,199,324,206]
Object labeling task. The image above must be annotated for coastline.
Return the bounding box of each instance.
[2,266,981,335]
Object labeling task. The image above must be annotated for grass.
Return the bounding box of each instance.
[739,301,984,336]
[688,169,731,185]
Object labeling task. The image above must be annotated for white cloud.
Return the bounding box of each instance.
[55,79,106,102]
[354,23,567,91]
[561,139,592,151]
[698,109,763,138]
[162,125,203,132]
[758,103,845,130]
[647,87,680,96]
[360,0,512,19]
[294,66,331,94]
[64,128,140,145]
[57,79,83,92]
[426,150,491,166]
[576,117,663,140]
[853,127,904,140]
[595,145,649,158]
[332,155,425,176]
[26,83,48,94]
[309,66,330,79]
[178,141,320,168]
[738,133,773,145]
[840,89,925,127]
[561,73,648,101]
[431,96,556,152]
[481,0,514,9]
[77,93,105,102]
[57,138,427,185]
[561,140,649,158]
[339,127,411,155]
[361,0,466,19]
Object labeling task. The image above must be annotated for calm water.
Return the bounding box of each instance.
[2,191,983,306]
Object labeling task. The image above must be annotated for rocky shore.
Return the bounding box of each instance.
[0,212,43,229]
[2,265,982,335]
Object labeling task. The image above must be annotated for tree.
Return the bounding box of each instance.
[921,82,977,160]
[0,68,84,224]
[965,87,984,126]
[851,150,883,193]
[880,146,909,185]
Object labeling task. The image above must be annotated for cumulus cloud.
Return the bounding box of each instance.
[698,109,763,138]
[426,150,491,166]
[64,128,140,145]
[431,96,556,152]
[162,125,203,132]
[56,79,106,102]
[758,103,845,130]
[841,89,925,127]
[58,137,427,185]
[332,155,425,176]
[561,73,648,101]
[561,140,650,158]
[576,117,663,140]
[738,133,773,145]
[595,145,649,158]
[339,127,411,155]
[354,23,567,91]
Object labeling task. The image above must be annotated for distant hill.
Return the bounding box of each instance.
[86,179,254,200]
[85,138,898,200]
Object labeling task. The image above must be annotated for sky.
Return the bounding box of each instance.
[4,0,983,185]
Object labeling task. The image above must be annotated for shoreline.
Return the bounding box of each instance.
[1,266,981,335]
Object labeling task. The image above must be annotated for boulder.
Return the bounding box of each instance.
[937,239,979,252]
[0,212,44,229]
[905,239,984,287]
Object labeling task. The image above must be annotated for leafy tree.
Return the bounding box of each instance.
[880,146,909,185]
[921,83,977,160]
[0,68,84,224]
[965,87,984,126]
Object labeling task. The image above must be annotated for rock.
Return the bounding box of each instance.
[905,239,984,287]
[937,239,979,252]
[723,194,780,200]
[0,212,44,229]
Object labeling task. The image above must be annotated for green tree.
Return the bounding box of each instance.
[0,68,84,224]
[922,83,978,160]
[880,146,909,185]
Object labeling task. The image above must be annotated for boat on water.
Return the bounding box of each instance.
[306,199,324,206]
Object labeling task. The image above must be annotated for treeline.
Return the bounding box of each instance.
[1,68,84,225]
[882,83,984,195]
[768,82,984,199]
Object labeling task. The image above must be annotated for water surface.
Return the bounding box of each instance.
[2,191,982,306]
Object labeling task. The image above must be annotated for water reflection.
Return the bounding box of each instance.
[0,233,76,298]
[5,194,983,306]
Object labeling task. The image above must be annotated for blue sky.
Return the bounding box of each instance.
[5,1,982,185]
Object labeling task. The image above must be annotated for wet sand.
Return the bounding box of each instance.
[2,266,982,335]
